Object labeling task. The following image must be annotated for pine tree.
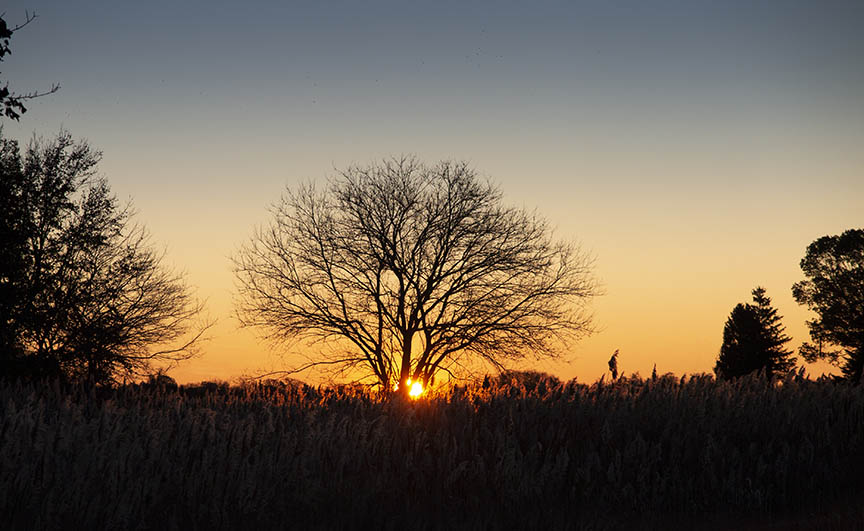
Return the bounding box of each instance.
[714,287,795,380]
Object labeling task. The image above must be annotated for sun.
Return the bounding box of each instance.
[393,378,425,398]
[408,380,423,398]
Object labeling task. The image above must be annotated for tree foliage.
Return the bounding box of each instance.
[0,12,60,121]
[792,229,864,382]
[234,157,598,392]
[0,130,207,384]
[714,287,795,380]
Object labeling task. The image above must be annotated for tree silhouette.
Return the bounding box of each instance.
[234,157,598,393]
[792,229,864,382]
[0,12,60,120]
[0,130,208,384]
[714,287,795,380]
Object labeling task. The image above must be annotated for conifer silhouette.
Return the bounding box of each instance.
[714,287,795,380]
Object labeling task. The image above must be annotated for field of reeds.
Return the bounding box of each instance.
[2,372,863,530]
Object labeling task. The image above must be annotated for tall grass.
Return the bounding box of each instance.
[1,373,863,530]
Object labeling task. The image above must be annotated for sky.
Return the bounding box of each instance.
[3,0,862,384]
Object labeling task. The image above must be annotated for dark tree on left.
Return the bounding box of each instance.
[0,130,207,384]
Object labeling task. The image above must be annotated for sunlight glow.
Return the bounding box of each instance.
[409,380,423,398]
[393,378,424,398]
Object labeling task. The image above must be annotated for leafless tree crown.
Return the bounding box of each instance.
[234,158,597,390]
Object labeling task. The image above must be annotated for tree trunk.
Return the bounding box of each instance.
[398,331,413,395]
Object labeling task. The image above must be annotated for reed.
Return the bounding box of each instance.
[1,372,862,530]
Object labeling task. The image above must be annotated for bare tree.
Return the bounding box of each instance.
[0,130,209,384]
[234,158,598,394]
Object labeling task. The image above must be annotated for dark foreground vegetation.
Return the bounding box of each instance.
[2,373,864,530]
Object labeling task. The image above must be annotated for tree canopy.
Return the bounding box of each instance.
[0,130,207,384]
[234,157,598,393]
[792,229,864,382]
[714,287,795,380]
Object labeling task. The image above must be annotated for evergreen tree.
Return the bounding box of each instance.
[714,287,795,380]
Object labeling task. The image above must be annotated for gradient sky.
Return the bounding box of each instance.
[3,0,862,383]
